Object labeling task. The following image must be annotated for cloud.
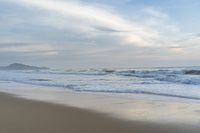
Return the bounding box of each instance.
[93,26,129,33]
[143,7,169,20]
[0,43,57,56]
[1,0,200,68]
[11,0,160,47]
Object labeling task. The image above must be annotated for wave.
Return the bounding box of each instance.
[113,69,200,85]
[183,70,200,75]
[1,67,200,101]
[2,68,200,85]
[78,89,200,100]
[102,69,115,73]
[30,79,52,82]
[3,77,200,101]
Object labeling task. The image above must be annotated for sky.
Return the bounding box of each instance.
[0,0,200,69]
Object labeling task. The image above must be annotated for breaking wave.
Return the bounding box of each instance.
[1,66,200,100]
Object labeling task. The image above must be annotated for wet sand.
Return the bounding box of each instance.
[0,92,199,133]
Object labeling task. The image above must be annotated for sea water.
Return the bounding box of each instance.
[1,67,200,101]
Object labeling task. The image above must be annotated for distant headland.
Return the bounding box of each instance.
[0,63,49,70]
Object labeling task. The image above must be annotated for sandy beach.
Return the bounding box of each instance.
[0,92,200,133]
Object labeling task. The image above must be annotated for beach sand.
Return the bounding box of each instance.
[0,92,200,133]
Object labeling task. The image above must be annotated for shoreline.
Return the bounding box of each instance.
[1,82,200,126]
[0,92,200,133]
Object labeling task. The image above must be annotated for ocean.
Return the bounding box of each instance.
[1,66,200,101]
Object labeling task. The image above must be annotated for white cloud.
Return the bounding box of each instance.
[144,7,169,20]
[13,0,160,47]
[1,0,200,68]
